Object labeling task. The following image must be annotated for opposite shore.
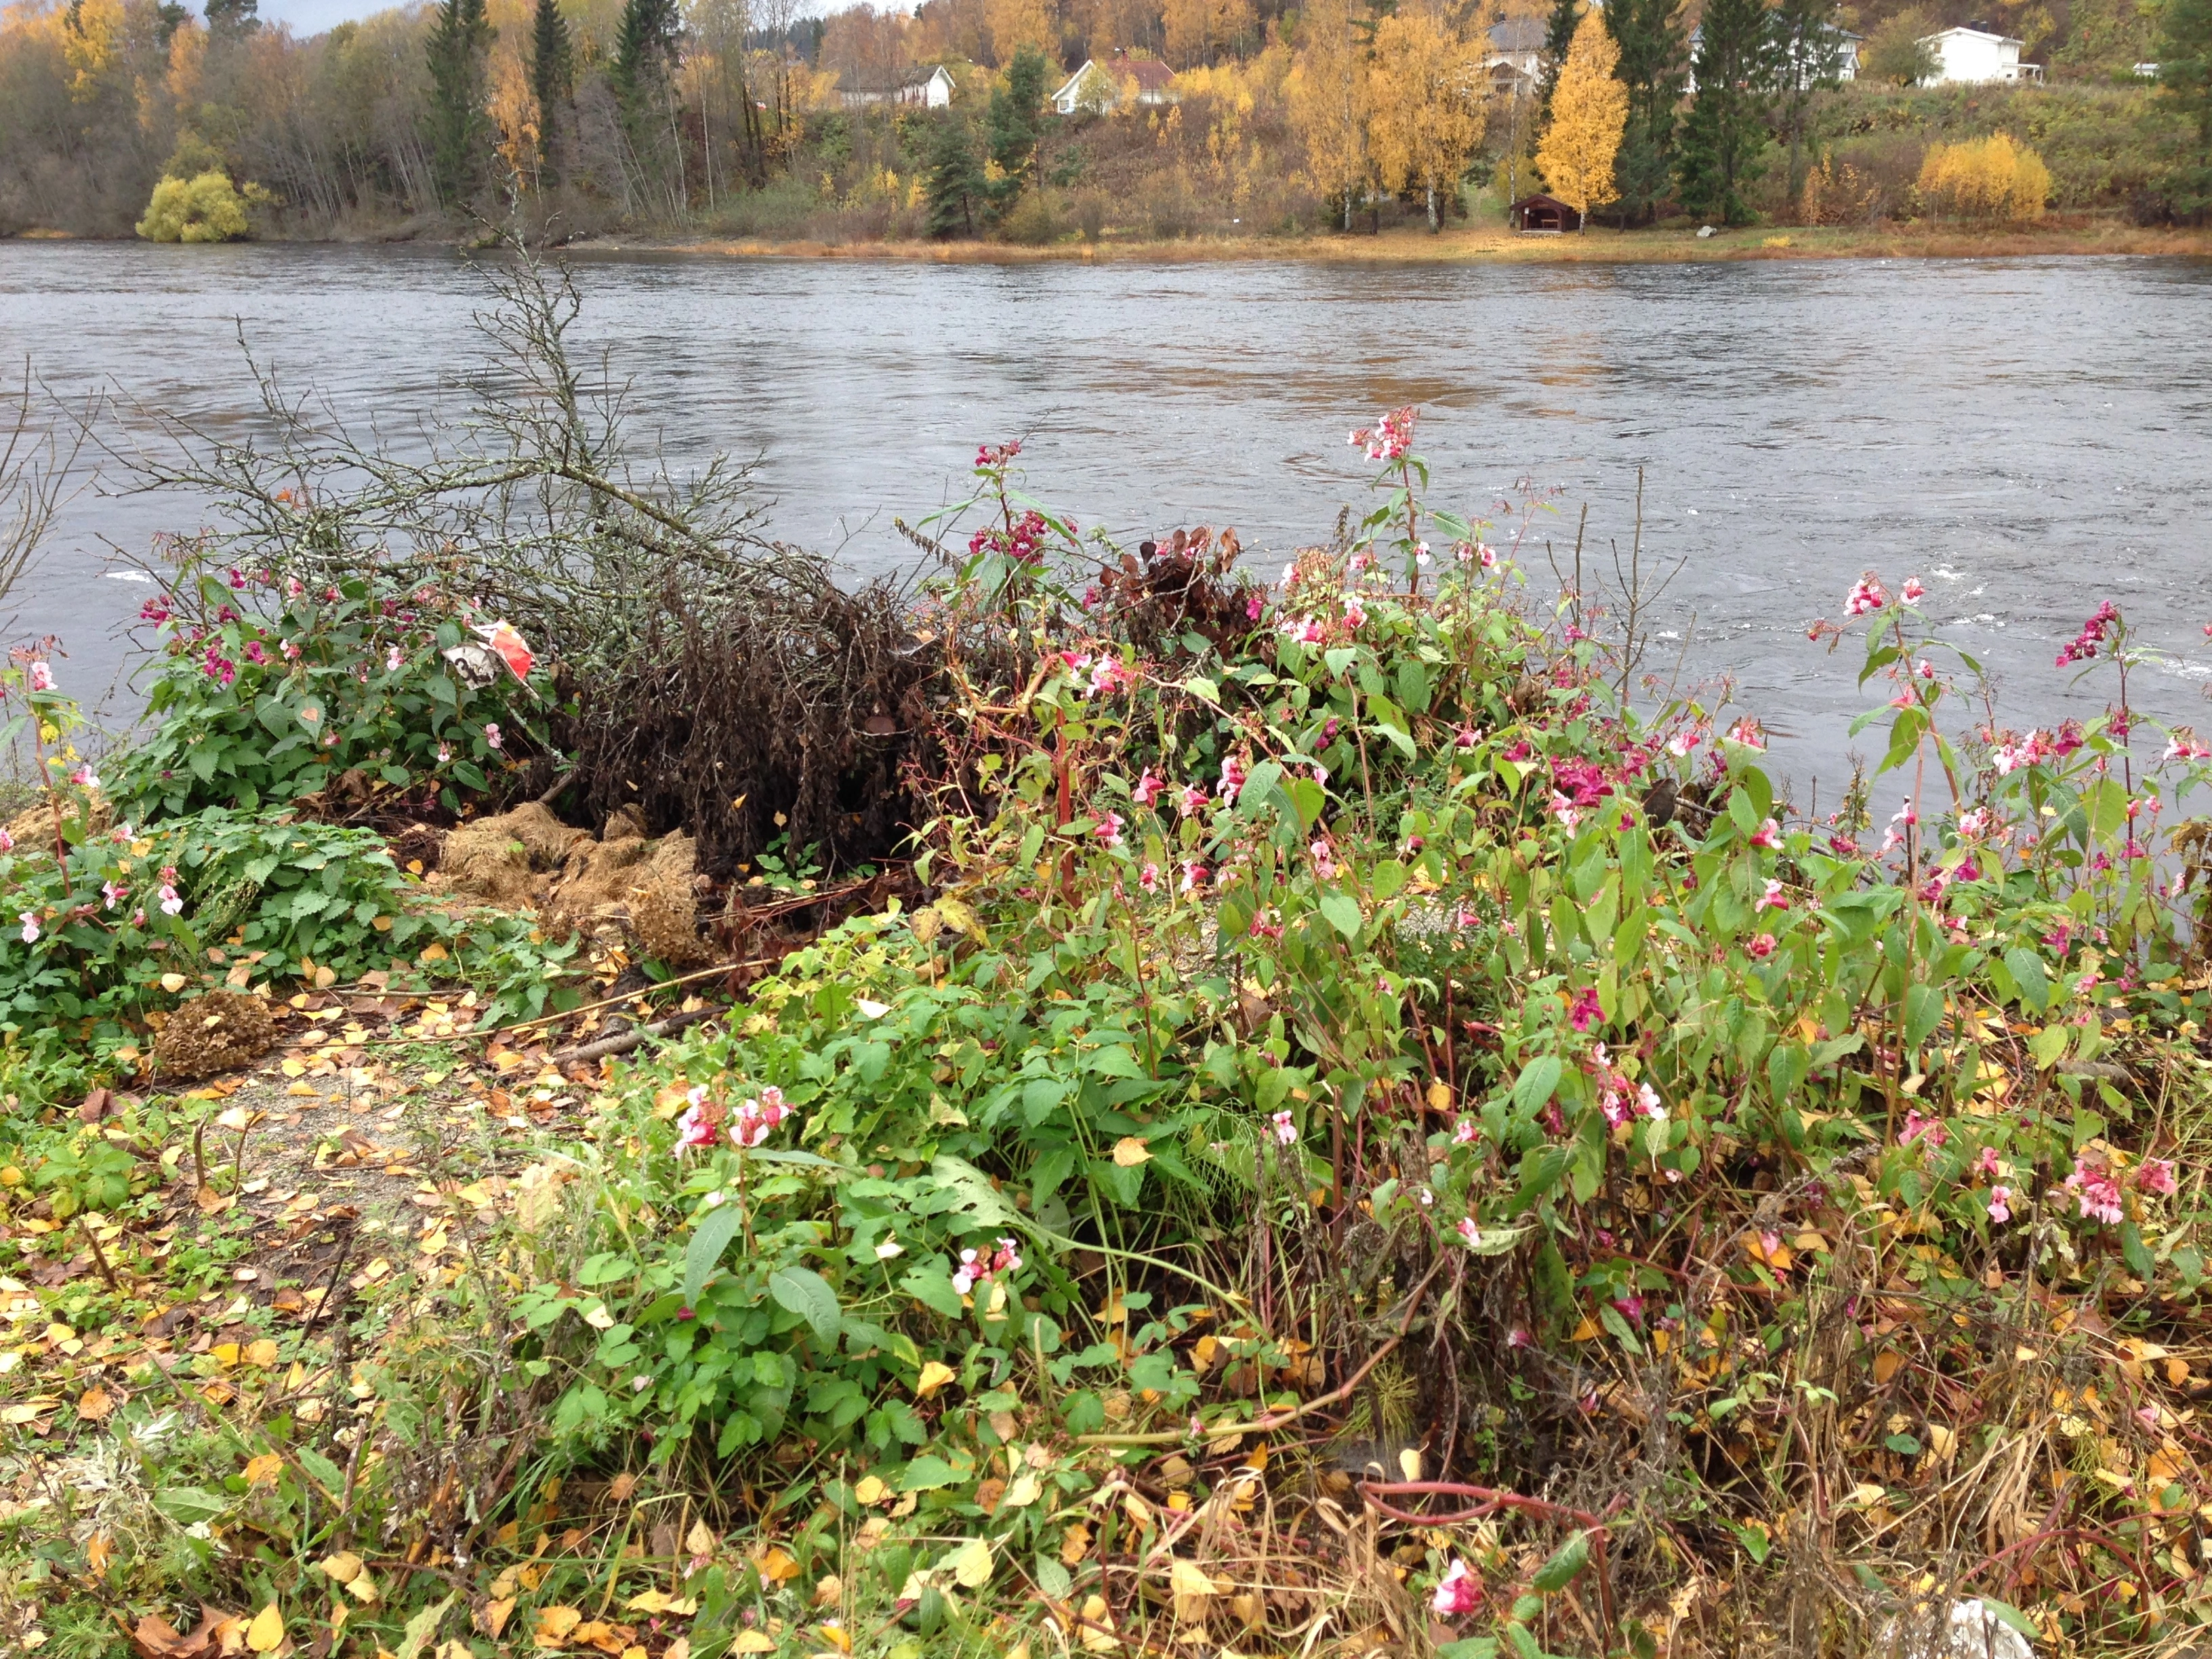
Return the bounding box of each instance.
[12,216,2212,265]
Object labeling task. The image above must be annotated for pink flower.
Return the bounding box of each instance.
[1726,717,1767,751]
[1568,983,1602,1032]
[2064,1158,2124,1225]
[1094,811,1125,848]
[1218,756,1246,803]
[1451,1115,1479,1145]
[1749,817,1781,851]
[1088,655,1136,697]
[1639,1082,1664,1122]
[1902,577,1926,602]
[1987,1186,2013,1225]
[281,639,301,659]
[484,722,502,750]
[1132,769,1164,807]
[2057,600,2119,668]
[951,1235,1025,1297]
[1139,862,1160,894]
[1973,1146,2001,1179]
[1900,1109,1948,1152]
[1178,783,1210,818]
[729,1085,792,1150]
[1431,1559,1481,1617]
[26,660,53,692]
[1350,406,1418,464]
[1759,878,1789,910]
[1343,595,1367,630]
[1271,1110,1296,1146]
[1309,838,1338,880]
[18,912,39,943]
[102,880,126,909]
[2163,730,2212,762]
[2135,1158,2178,1197]
[1844,574,1889,617]
[1456,1216,1483,1247]
[1180,861,1208,894]
[1551,792,1582,830]
[68,764,98,790]
[674,1088,720,1153]
[386,644,405,672]
[1247,909,1284,941]
[1746,933,1777,960]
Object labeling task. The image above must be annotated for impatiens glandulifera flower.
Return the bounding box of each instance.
[1093,811,1125,848]
[484,722,503,750]
[951,1235,1023,1296]
[674,1086,720,1153]
[2057,600,2119,668]
[102,880,126,909]
[1132,769,1164,807]
[68,764,98,790]
[1900,1109,1948,1153]
[729,1085,793,1150]
[18,912,38,943]
[1749,817,1782,850]
[2064,1157,2124,1225]
[1218,756,1246,803]
[1902,576,1926,602]
[1987,1186,2013,1225]
[1139,862,1160,894]
[1568,983,1602,1033]
[1349,406,1418,464]
[1431,1559,1481,1616]
[2135,1158,2178,1197]
[1746,933,1777,960]
[1271,1110,1296,1146]
[1843,573,1888,617]
[27,661,53,692]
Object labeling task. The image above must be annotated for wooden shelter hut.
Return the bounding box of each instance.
[1509,193,1581,233]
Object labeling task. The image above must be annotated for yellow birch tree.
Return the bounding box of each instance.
[1533,5,1625,224]
[1365,10,1486,232]
[1286,0,1368,230]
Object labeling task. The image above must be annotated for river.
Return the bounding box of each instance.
[3,241,2209,800]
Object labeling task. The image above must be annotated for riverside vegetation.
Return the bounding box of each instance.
[5,259,2212,1658]
[5,0,2212,248]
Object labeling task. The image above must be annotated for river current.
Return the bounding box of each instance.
[3,241,2209,797]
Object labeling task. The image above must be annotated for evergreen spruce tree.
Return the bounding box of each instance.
[425,0,494,209]
[528,0,575,188]
[1538,0,1581,118]
[1675,0,1774,224]
[2158,0,2212,217]
[925,115,986,237]
[1603,0,1689,225]
[986,45,1052,211]
[612,0,681,120]
[1766,0,1849,208]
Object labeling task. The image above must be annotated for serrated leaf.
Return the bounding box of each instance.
[1531,1531,1591,1592]
[768,1265,841,1347]
[1511,1055,1562,1116]
[683,1203,744,1309]
[1317,888,1363,938]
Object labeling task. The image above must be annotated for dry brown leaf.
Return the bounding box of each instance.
[77,1385,114,1421]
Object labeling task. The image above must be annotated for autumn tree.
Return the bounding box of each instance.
[984,0,1057,66]
[613,0,683,207]
[1535,5,1624,222]
[527,0,573,188]
[426,0,495,206]
[1286,0,1368,230]
[1860,5,1938,84]
[1366,11,1485,231]
[1163,0,1256,68]
[1603,0,1687,224]
[1674,0,1772,224]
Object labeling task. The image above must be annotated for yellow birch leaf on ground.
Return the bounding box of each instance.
[1004,1473,1042,1509]
[533,1605,583,1647]
[752,1546,800,1584]
[813,1574,843,1607]
[853,1475,888,1504]
[1111,1136,1151,1167]
[1872,1350,1904,1385]
[77,1386,113,1420]
[211,1343,242,1368]
[816,1621,853,1653]
[1061,1522,1092,1565]
[478,1600,514,1639]
[950,1537,993,1589]
[244,1454,285,1488]
[685,1519,717,1557]
[1426,1080,1452,1113]
[915,1361,956,1399]
[1170,1559,1219,1622]
[729,1636,775,1656]
[245,1603,285,1654]
[245,1340,280,1368]
[319,1552,363,1584]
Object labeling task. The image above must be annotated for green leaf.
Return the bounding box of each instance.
[1973,1599,2041,1643]
[1317,888,1364,938]
[1530,1531,1591,1593]
[1902,983,1944,1051]
[1511,1055,1562,1117]
[2028,1024,2070,1069]
[901,1260,965,1319]
[2005,946,2050,1012]
[1598,1302,1645,1354]
[1456,1224,1530,1256]
[683,1204,745,1309]
[2121,1222,2154,1278]
[392,1593,457,1659]
[769,1265,842,1348]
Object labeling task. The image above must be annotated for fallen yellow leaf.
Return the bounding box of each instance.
[245,1601,285,1654]
[319,1551,364,1584]
[244,1454,286,1488]
[76,1386,113,1421]
[245,1339,280,1368]
[853,1475,888,1504]
[534,1605,583,1648]
[1111,1136,1151,1167]
[752,1546,800,1585]
[915,1361,956,1399]
[729,1636,775,1656]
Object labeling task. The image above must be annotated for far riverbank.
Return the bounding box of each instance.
[574,215,2212,266]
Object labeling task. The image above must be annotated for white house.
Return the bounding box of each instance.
[1050,53,1178,115]
[1482,17,1546,97]
[839,64,956,110]
[1918,25,2043,84]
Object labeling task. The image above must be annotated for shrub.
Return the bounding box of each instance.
[998,187,1063,245]
[1917,131,2053,218]
[135,171,251,243]
[110,556,547,822]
